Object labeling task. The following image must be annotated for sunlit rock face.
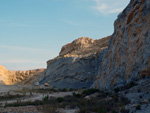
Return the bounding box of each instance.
[92,0,150,89]
[0,65,7,85]
[0,65,44,85]
[36,36,110,89]
[59,37,109,57]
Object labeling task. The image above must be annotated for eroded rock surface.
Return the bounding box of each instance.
[59,37,109,57]
[36,36,110,89]
[0,65,44,85]
[92,0,150,89]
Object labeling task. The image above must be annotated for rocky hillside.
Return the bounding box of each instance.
[92,0,150,89]
[35,36,110,89]
[0,65,44,85]
[59,36,109,57]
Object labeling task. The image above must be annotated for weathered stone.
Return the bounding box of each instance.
[92,0,150,90]
[0,65,44,85]
[35,36,110,89]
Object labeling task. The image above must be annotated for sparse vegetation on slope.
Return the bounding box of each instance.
[4,89,130,113]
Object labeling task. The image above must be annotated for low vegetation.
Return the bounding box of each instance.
[14,87,77,94]
[135,104,141,110]
[0,94,25,101]
[5,89,130,113]
[114,81,137,93]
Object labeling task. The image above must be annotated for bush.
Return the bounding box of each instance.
[114,82,137,93]
[30,91,33,96]
[139,95,142,99]
[0,94,24,101]
[82,89,99,95]
[69,88,74,91]
[112,110,118,113]
[120,107,129,113]
[63,88,68,92]
[114,88,120,93]
[72,92,81,98]
[137,89,141,92]
[136,104,141,110]
[56,97,64,103]
[43,95,49,102]
[97,109,107,113]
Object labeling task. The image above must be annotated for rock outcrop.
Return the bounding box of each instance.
[59,37,109,57]
[92,0,150,89]
[0,65,8,85]
[0,65,44,85]
[36,36,110,89]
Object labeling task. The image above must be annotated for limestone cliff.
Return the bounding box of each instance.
[59,37,109,57]
[0,65,44,85]
[36,36,110,89]
[92,0,150,89]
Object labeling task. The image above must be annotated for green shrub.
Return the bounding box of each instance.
[30,91,33,96]
[114,82,137,93]
[56,97,64,103]
[139,95,142,99]
[136,104,141,110]
[43,95,49,102]
[62,88,68,92]
[137,89,141,92]
[72,92,76,96]
[112,110,118,113]
[72,92,81,98]
[82,89,99,95]
[120,107,129,113]
[98,109,107,113]
[114,88,120,93]
[0,94,24,101]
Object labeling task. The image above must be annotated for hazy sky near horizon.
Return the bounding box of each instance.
[0,0,130,70]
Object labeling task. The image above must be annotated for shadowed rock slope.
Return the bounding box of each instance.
[92,0,150,89]
[0,65,44,85]
[35,36,110,89]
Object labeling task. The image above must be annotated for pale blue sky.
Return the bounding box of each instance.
[0,0,130,70]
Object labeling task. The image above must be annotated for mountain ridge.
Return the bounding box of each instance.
[0,65,44,85]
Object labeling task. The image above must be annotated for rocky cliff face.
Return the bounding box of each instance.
[0,65,44,85]
[92,0,150,89]
[59,37,109,57]
[36,36,110,89]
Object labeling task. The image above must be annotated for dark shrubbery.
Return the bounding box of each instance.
[82,88,100,95]
[114,82,137,93]
[43,95,49,102]
[136,104,141,110]
[120,107,130,113]
[56,97,64,103]
[5,89,130,113]
[0,94,24,101]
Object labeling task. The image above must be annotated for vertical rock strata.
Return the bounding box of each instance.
[92,0,150,89]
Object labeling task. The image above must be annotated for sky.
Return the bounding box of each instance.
[0,0,130,70]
